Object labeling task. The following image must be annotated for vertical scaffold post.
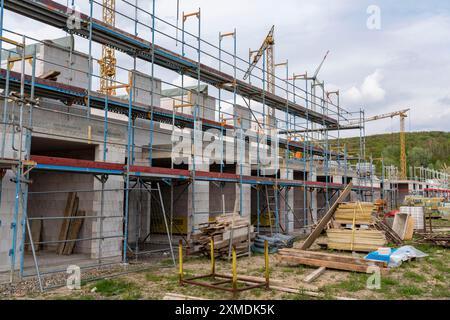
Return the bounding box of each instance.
[210,238,215,276]
[149,0,156,166]
[182,8,201,236]
[19,45,37,278]
[264,240,269,289]
[123,88,133,264]
[178,239,183,284]
[9,35,26,282]
[87,0,94,144]
[232,245,237,295]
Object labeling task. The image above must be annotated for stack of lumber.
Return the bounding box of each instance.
[333,202,375,225]
[325,202,387,252]
[192,213,255,257]
[326,229,387,252]
[57,192,86,255]
[278,249,389,274]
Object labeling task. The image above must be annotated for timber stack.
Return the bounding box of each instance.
[192,214,255,257]
[326,202,387,252]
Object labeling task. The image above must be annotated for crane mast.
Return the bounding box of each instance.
[244,26,276,124]
[99,0,117,95]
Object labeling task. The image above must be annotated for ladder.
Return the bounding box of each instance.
[264,185,279,235]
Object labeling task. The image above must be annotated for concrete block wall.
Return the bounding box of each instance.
[27,171,94,254]
[90,144,125,260]
[209,182,236,218]
[0,171,24,273]
[130,70,161,107]
[0,128,26,272]
[293,186,307,229]
[160,92,216,122]
[279,168,294,232]
[10,39,90,89]
[188,161,209,235]
[236,163,251,220]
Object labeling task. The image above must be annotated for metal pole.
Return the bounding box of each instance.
[122,89,133,263]
[19,46,37,278]
[10,35,26,282]
[149,0,156,166]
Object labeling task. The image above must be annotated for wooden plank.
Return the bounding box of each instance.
[301,182,353,250]
[303,267,326,283]
[279,255,389,274]
[63,210,85,255]
[56,192,76,255]
[279,249,387,268]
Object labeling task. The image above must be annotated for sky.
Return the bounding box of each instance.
[2,0,450,137]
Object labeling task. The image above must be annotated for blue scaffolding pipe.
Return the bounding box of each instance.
[148,0,156,166]
[123,89,134,263]
[19,47,36,278]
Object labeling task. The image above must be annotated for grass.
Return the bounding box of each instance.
[92,279,140,298]
[398,285,424,297]
[404,271,426,282]
[433,274,446,282]
[431,285,450,298]
[145,272,162,282]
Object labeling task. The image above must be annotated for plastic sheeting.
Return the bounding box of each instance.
[388,245,428,267]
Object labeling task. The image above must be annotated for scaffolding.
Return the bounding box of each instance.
[0,0,436,290]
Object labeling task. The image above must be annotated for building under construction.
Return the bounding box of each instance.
[0,0,448,287]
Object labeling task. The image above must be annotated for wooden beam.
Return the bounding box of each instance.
[279,249,387,268]
[280,255,389,274]
[57,192,76,255]
[303,267,326,283]
[301,182,353,250]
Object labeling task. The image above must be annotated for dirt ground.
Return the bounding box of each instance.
[3,235,448,301]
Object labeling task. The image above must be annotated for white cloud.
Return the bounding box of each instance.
[344,70,386,105]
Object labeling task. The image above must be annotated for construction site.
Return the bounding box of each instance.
[0,0,448,301]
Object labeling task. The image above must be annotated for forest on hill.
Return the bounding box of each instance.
[339,131,450,171]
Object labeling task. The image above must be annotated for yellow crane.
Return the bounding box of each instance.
[98,0,117,95]
[358,108,410,180]
[243,26,275,123]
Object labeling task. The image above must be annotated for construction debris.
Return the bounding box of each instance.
[278,249,389,274]
[302,266,326,284]
[192,213,255,257]
[375,220,403,245]
[415,233,450,248]
[392,213,415,241]
[252,233,296,254]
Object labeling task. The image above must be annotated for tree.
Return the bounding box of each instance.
[408,147,432,167]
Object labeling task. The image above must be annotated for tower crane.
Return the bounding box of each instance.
[243,25,275,123]
[353,108,410,180]
[98,0,117,95]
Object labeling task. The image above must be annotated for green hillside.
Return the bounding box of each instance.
[339,131,450,171]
